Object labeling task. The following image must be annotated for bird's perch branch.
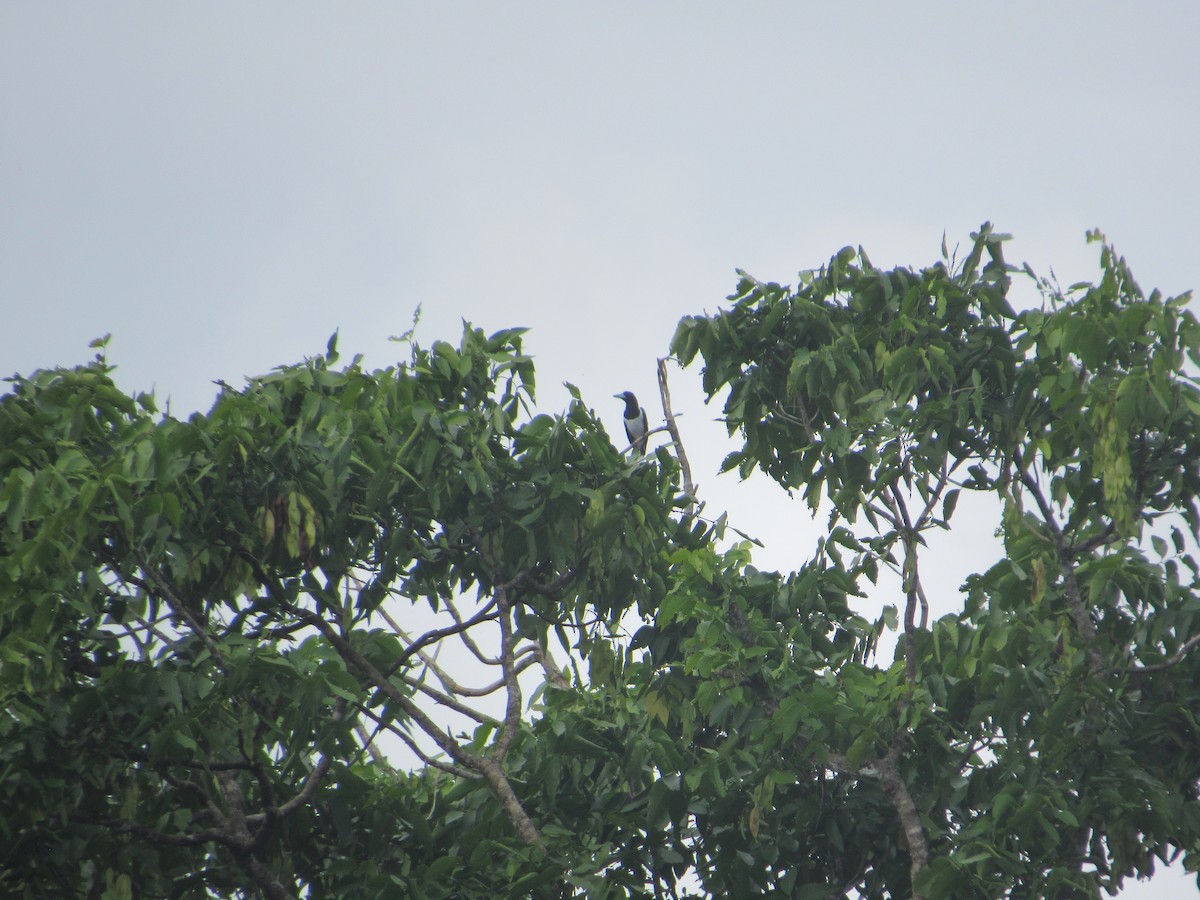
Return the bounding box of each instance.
[657,358,696,501]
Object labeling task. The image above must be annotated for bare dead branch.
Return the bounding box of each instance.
[657,357,696,501]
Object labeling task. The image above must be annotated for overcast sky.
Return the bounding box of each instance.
[2,4,1197,895]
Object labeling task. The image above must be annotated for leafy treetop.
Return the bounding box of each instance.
[2,226,1199,899]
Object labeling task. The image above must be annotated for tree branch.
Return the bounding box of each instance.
[380,603,539,697]
[352,719,394,770]
[384,597,500,679]
[132,553,229,674]
[476,756,546,851]
[884,486,924,683]
[878,749,929,900]
[1123,631,1200,675]
[657,357,696,501]
[246,752,335,824]
[1016,464,1101,655]
[291,605,545,848]
[825,744,929,899]
[493,585,522,761]
[352,703,476,778]
[526,642,570,689]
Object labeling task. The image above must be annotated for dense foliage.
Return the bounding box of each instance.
[2,227,1199,898]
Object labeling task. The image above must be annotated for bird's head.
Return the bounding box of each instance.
[613,391,640,415]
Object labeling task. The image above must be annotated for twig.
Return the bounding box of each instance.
[263,752,334,821]
[72,814,232,848]
[396,670,501,724]
[444,595,501,665]
[884,487,922,684]
[619,424,673,458]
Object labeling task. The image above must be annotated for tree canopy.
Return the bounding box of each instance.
[3,227,1199,899]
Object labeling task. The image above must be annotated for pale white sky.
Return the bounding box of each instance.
[2,4,1197,895]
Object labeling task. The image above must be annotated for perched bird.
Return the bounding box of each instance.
[614,391,649,456]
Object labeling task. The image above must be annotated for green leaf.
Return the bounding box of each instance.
[942,488,960,523]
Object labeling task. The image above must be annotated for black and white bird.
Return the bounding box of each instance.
[614,391,649,456]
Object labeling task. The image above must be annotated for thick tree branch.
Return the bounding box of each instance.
[493,585,522,761]
[878,749,930,900]
[825,744,929,899]
[477,756,546,851]
[230,850,294,900]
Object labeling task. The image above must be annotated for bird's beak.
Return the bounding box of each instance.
[613,393,623,399]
